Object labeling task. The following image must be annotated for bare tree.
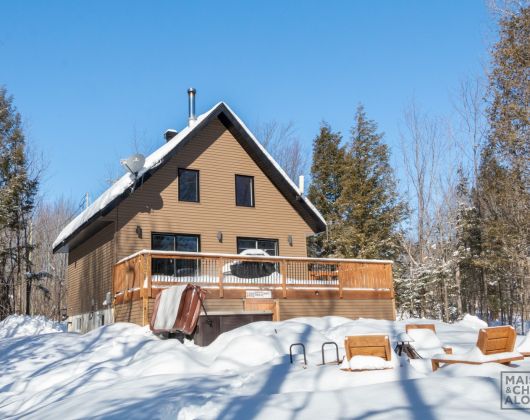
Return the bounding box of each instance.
[400,102,444,262]
[487,0,529,17]
[450,77,487,183]
[27,198,76,319]
[396,101,464,320]
[254,120,308,183]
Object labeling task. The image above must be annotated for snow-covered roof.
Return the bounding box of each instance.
[53,102,326,252]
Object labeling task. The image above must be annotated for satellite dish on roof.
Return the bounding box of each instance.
[121,154,145,176]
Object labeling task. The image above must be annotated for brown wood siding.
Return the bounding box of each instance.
[67,223,114,316]
[114,300,143,325]
[127,298,246,327]
[279,299,395,320]
[114,117,313,260]
[202,298,245,313]
[139,297,394,327]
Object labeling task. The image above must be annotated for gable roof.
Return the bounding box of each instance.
[53,102,327,253]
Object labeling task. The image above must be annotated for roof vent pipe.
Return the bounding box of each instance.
[188,87,197,126]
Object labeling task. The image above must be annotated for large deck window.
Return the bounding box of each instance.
[152,233,200,277]
[237,237,278,256]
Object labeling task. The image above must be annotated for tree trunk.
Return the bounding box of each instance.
[455,264,463,317]
[25,279,32,316]
[442,266,449,322]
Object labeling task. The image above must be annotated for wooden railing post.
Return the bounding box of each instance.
[124,261,130,303]
[217,258,224,298]
[280,260,287,298]
[146,253,152,298]
[111,265,116,304]
[338,263,344,299]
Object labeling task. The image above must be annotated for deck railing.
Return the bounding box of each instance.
[112,250,394,304]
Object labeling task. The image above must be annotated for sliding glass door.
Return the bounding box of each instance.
[152,233,200,277]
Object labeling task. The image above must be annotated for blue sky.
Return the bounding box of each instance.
[0,1,494,206]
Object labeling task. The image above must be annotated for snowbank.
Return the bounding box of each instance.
[0,316,527,419]
[456,314,488,330]
[0,314,65,339]
[341,355,395,370]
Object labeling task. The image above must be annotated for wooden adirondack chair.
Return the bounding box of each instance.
[342,335,393,371]
[431,325,523,371]
[405,324,453,355]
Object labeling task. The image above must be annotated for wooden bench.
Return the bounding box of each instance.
[405,323,452,355]
[431,325,523,371]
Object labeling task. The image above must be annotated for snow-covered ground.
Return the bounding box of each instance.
[0,314,65,339]
[0,314,528,419]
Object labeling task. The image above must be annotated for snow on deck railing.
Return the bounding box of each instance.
[113,250,394,305]
[116,249,394,265]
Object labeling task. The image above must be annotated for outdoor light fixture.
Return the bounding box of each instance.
[217,231,223,242]
[288,235,293,246]
[136,225,142,239]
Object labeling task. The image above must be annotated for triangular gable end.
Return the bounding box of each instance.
[53,102,326,253]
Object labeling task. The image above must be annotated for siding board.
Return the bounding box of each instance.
[114,117,313,260]
[67,223,114,315]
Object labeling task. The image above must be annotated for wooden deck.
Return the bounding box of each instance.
[112,250,395,324]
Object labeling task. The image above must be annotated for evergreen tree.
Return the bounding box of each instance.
[337,105,406,260]
[488,5,529,181]
[474,5,530,325]
[454,168,482,317]
[0,87,39,318]
[307,123,345,256]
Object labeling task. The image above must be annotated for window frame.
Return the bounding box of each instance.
[178,168,200,203]
[151,232,201,277]
[151,232,201,253]
[236,236,279,256]
[235,174,255,207]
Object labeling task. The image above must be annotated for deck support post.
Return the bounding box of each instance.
[142,297,149,326]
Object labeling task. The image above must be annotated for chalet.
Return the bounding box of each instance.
[53,89,396,337]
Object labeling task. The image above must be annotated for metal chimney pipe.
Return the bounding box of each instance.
[298,175,305,195]
[188,87,197,126]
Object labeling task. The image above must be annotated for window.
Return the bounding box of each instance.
[235,175,254,207]
[237,237,278,256]
[152,233,200,276]
[178,168,199,202]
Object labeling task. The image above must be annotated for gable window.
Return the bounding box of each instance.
[237,237,278,256]
[152,233,200,277]
[178,168,199,202]
[235,175,254,207]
